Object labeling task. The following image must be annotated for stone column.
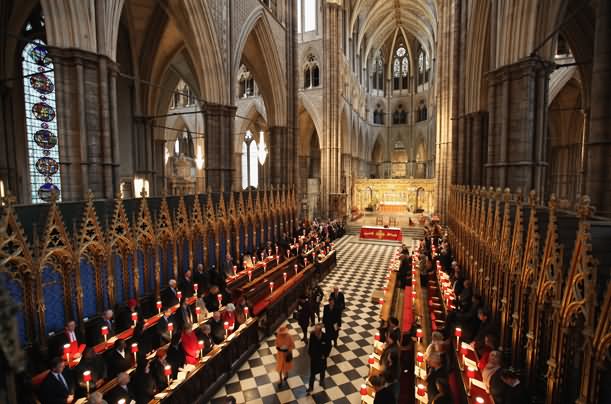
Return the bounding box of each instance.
[486,57,553,196]
[585,0,611,216]
[269,126,289,186]
[51,47,120,200]
[321,1,342,215]
[205,104,236,192]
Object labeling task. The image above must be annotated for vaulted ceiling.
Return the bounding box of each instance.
[349,0,437,62]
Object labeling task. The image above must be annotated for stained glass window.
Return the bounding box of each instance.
[396,46,406,58]
[418,50,425,74]
[22,40,61,203]
[402,57,409,77]
[393,59,400,78]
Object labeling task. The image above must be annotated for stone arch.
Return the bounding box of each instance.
[298,93,323,143]
[234,10,287,127]
[464,0,491,113]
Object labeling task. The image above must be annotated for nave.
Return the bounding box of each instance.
[212,237,397,404]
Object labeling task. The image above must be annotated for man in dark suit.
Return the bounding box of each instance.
[73,347,107,396]
[330,287,345,326]
[156,308,174,347]
[323,298,341,347]
[54,320,85,359]
[162,279,180,308]
[197,324,215,356]
[209,311,226,344]
[105,372,135,404]
[95,309,115,345]
[105,339,132,378]
[307,324,331,392]
[116,299,139,332]
[193,264,210,297]
[150,349,170,391]
[204,286,222,313]
[39,357,75,404]
[180,270,195,297]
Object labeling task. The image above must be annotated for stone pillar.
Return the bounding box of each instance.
[51,47,120,200]
[486,57,553,196]
[205,104,236,192]
[269,126,289,186]
[585,0,611,216]
[321,1,342,215]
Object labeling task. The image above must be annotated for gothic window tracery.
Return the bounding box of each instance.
[393,44,409,90]
[241,130,259,190]
[297,0,317,33]
[373,51,384,92]
[417,46,429,86]
[170,80,196,109]
[22,38,61,203]
[238,65,255,98]
[303,54,320,89]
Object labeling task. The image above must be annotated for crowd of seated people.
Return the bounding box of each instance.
[32,219,345,404]
[416,230,530,404]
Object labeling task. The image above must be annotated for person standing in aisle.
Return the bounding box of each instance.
[306,324,331,393]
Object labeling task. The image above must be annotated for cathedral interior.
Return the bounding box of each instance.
[0,1,609,404]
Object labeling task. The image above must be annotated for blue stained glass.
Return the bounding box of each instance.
[208,234,216,267]
[148,249,156,293]
[23,40,61,203]
[194,236,203,265]
[137,250,145,297]
[182,240,189,273]
[166,242,173,282]
[127,255,134,299]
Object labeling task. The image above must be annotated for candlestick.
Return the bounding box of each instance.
[63,343,71,363]
[269,281,274,294]
[164,364,172,385]
[466,366,476,394]
[233,265,237,277]
[176,290,182,302]
[101,326,108,343]
[156,300,162,314]
[248,270,252,281]
[294,264,298,275]
[168,322,173,339]
[131,342,138,363]
[244,306,249,320]
[217,294,223,306]
[417,383,425,397]
[475,397,485,404]
[360,384,367,396]
[374,333,380,341]
[454,327,462,351]
[416,352,424,368]
[83,370,91,394]
[283,272,287,283]
[416,328,423,343]
[198,340,204,358]
[131,311,138,327]
[193,283,198,296]
[224,321,229,337]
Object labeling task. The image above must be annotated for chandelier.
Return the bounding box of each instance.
[258,130,268,165]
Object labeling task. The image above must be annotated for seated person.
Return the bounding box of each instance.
[197,324,215,356]
[87,391,107,404]
[131,357,156,404]
[209,311,226,344]
[156,308,174,347]
[150,349,170,391]
[116,299,139,332]
[54,320,86,359]
[181,270,195,297]
[162,279,181,308]
[73,347,107,396]
[95,309,115,345]
[193,264,211,297]
[472,309,496,355]
[105,339,132,378]
[478,333,498,370]
[204,285,222,313]
[221,303,237,332]
[166,333,185,377]
[104,372,135,404]
[181,326,200,364]
[39,357,75,404]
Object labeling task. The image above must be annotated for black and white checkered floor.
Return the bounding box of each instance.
[211,235,397,404]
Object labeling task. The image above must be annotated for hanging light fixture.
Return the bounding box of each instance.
[258,130,268,165]
[174,138,180,155]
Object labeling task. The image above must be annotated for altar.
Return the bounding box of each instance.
[359,226,403,241]
[353,178,436,214]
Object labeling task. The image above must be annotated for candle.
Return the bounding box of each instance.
[156,300,162,314]
[233,265,237,277]
[248,270,252,281]
[475,397,485,404]
[167,322,174,338]
[368,354,375,365]
[217,294,223,306]
[176,290,182,301]
[224,321,229,337]
[263,263,267,272]
[269,281,274,294]
[416,328,423,343]
[294,264,298,275]
[131,342,138,363]
[164,364,172,384]
[283,272,287,283]
[101,326,108,342]
[118,399,126,404]
[83,370,92,393]
[417,383,426,397]
[198,340,204,357]
[378,297,384,305]
[374,333,380,341]
[194,283,198,295]
[195,306,201,317]
[360,384,368,396]
[63,343,71,362]
[454,327,462,350]
[304,258,308,266]
[131,311,138,326]
[244,306,249,320]
[416,352,424,367]
[275,246,279,255]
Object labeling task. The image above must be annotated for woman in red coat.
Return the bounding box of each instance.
[181,327,200,364]
[222,304,237,333]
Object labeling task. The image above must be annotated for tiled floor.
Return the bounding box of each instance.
[211,236,397,404]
